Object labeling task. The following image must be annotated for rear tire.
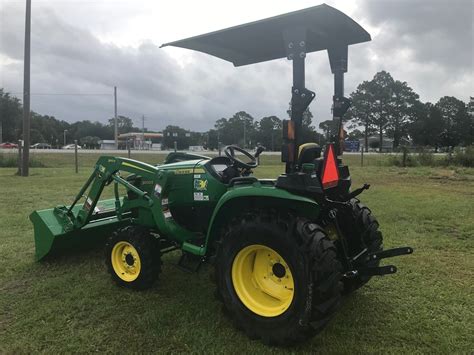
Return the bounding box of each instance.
[105,226,161,290]
[339,199,383,294]
[214,211,342,346]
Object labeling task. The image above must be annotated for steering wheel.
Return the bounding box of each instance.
[224,145,257,169]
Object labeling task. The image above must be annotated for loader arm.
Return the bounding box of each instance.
[31,156,200,260]
[55,156,158,231]
[30,157,159,260]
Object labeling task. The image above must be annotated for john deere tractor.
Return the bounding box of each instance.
[31,4,412,345]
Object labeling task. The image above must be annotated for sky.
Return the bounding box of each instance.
[0,0,472,132]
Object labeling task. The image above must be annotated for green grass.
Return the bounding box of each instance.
[0,152,473,353]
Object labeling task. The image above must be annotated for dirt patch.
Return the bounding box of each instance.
[0,278,32,294]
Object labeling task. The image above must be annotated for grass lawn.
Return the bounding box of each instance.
[0,152,473,353]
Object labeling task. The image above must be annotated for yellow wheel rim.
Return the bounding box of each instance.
[231,244,294,317]
[111,241,142,282]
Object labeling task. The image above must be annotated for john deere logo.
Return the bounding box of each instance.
[194,179,208,191]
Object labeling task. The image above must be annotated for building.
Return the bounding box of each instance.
[189,145,205,151]
[358,135,412,152]
[98,140,116,150]
[359,135,394,152]
[118,132,163,150]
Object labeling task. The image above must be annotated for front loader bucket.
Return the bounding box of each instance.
[30,198,131,261]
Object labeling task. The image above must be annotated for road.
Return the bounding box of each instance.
[0,148,404,155]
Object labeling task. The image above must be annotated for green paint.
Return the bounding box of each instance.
[31,153,320,260]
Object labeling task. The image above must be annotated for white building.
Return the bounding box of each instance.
[118,132,163,150]
[98,140,116,150]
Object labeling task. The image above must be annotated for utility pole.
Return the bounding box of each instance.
[271,129,274,151]
[141,114,145,150]
[21,0,31,176]
[114,86,118,149]
[243,120,246,149]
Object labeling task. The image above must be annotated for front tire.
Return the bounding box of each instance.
[105,226,161,290]
[214,212,342,346]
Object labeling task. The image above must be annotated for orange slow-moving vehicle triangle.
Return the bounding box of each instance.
[322,144,339,188]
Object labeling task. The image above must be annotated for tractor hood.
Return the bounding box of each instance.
[160,4,370,66]
[158,159,206,170]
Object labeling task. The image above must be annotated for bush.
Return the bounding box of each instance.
[387,152,418,167]
[416,148,435,166]
[386,146,474,167]
[0,154,45,168]
[451,146,474,167]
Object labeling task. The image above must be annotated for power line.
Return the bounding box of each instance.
[8,92,112,96]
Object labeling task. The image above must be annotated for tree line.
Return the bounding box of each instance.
[345,71,472,152]
[1,71,472,151]
[0,89,145,148]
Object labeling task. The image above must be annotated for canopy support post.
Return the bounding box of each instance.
[328,46,351,156]
[284,28,315,173]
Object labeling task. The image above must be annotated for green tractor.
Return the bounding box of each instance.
[30,4,412,345]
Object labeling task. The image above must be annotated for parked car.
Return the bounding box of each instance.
[0,142,18,149]
[62,144,82,150]
[31,143,52,149]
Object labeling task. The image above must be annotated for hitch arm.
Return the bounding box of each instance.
[345,247,414,278]
[346,183,370,200]
[344,265,397,278]
[366,247,413,262]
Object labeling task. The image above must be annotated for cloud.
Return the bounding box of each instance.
[0,0,471,133]
[358,0,471,70]
[354,0,472,102]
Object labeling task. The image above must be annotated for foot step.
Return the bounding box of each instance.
[177,252,203,273]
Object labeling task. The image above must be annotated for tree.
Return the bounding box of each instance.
[30,129,45,144]
[81,136,101,149]
[348,71,421,152]
[371,71,394,152]
[318,120,334,140]
[346,129,364,141]
[468,98,474,146]
[214,111,256,148]
[107,115,136,135]
[30,112,68,146]
[435,96,470,148]
[256,116,282,151]
[386,80,419,149]
[71,120,112,142]
[231,111,256,148]
[347,80,376,152]
[207,129,219,150]
[409,102,444,150]
[0,89,22,142]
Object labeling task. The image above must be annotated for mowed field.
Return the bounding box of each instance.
[0,152,473,353]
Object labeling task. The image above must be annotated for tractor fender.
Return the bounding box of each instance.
[205,185,321,252]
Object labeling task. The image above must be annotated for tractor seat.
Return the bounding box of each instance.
[298,143,321,165]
